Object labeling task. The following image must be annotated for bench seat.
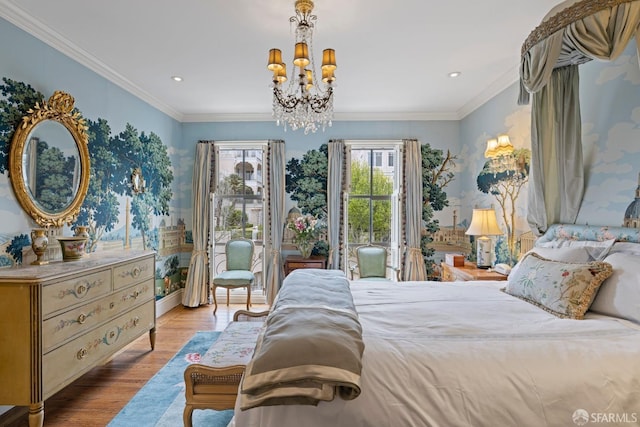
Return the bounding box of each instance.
[183,310,268,427]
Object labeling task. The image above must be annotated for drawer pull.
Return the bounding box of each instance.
[77,348,87,360]
[76,284,87,296]
[133,317,140,327]
[131,290,140,299]
[110,302,115,309]
[132,267,141,278]
[77,313,87,324]
[109,330,116,339]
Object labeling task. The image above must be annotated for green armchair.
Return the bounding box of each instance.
[212,238,255,315]
[350,245,398,281]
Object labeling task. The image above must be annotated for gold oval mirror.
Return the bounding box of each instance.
[9,91,90,228]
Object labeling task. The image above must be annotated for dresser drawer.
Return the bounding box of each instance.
[42,269,112,316]
[113,256,154,290]
[42,278,155,352]
[43,300,155,397]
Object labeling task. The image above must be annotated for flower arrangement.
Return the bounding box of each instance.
[288,214,323,258]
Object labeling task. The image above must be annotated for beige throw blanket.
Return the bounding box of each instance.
[239,269,364,410]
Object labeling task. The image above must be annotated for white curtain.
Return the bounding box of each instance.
[265,140,286,305]
[402,139,426,281]
[182,141,213,307]
[327,140,345,270]
[519,0,640,234]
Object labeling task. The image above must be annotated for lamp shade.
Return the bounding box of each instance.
[267,49,283,71]
[321,48,337,71]
[293,42,310,67]
[465,208,502,236]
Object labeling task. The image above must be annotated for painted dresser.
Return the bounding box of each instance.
[0,249,156,427]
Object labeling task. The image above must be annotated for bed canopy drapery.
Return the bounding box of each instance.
[519,0,640,235]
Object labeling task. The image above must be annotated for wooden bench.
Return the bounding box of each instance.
[183,310,268,427]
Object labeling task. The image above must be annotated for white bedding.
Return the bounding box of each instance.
[231,280,640,427]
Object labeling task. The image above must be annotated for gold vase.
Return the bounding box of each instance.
[74,225,90,239]
[30,228,49,265]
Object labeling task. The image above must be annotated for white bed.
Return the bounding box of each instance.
[230,224,640,427]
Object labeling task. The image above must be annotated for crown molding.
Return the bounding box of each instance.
[0,1,183,121]
[181,110,460,123]
[457,65,520,119]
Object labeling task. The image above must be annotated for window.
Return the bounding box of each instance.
[374,151,382,167]
[344,141,402,280]
[388,152,394,167]
[211,142,267,304]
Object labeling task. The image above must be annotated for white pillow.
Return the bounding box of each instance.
[590,252,640,324]
[535,239,615,261]
[510,246,592,279]
[608,241,640,256]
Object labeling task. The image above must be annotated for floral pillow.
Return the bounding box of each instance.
[503,252,613,319]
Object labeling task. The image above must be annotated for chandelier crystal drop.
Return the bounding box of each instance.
[267,0,336,134]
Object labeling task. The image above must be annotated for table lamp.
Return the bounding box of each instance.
[465,208,503,269]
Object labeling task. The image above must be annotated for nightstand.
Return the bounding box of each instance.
[284,255,327,276]
[440,262,508,282]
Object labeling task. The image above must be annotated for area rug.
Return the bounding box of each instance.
[108,331,234,427]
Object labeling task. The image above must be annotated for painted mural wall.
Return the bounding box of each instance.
[0,18,187,299]
[460,40,640,261]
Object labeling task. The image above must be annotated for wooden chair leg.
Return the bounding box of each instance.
[213,285,218,315]
[246,284,251,310]
[226,288,230,306]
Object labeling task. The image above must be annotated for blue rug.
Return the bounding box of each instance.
[108,331,234,427]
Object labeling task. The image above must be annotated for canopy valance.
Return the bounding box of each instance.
[520,0,640,104]
[517,0,640,235]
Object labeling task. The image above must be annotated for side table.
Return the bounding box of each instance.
[440,262,508,282]
[284,255,327,276]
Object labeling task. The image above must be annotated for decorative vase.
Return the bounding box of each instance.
[297,240,314,259]
[31,228,49,265]
[74,225,90,239]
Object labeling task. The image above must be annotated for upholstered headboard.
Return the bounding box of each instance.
[536,224,640,246]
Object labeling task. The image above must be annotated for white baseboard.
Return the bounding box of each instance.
[156,289,183,317]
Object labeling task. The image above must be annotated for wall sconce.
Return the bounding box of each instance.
[131,167,146,194]
[465,207,503,268]
[485,134,516,175]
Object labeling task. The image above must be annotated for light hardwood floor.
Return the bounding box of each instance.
[0,303,267,427]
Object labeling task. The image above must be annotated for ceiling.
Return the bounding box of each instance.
[0,0,561,122]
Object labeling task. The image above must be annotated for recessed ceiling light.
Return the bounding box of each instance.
[448,71,461,78]
[171,76,183,82]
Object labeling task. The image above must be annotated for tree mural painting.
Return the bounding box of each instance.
[285,144,328,218]
[6,233,30,265]
[76,118,120,251]
[112,125,173,250]
[75,121,173,253]
[421,144,457,278]
[285,144,329,256]
[0,78,45,173]
[477,148,530,265]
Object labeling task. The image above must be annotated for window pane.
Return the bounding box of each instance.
[372,199,391,243]
[350,150,371,195]
[347,198,371,244]
[388,152,394,167]
[372,166,393,195]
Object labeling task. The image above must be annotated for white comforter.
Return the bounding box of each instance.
[231,281,640,427]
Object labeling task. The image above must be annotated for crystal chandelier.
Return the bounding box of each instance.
[267,0,336,134]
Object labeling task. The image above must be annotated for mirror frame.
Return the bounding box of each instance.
[9,91,90,228]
